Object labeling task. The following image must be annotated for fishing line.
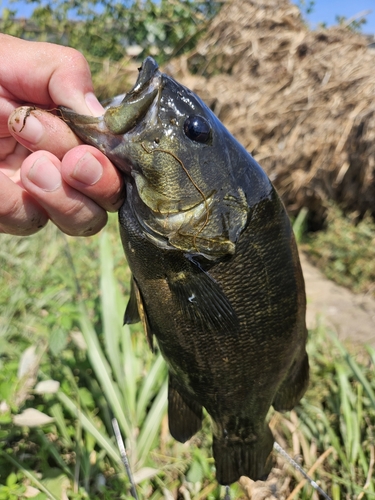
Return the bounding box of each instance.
[224,485,231,500]
[141,142,210,244]
[273,441,332,500]
[62,238,139,499]
[112,418,139,500]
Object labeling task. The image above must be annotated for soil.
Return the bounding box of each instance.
[300,252,375,348]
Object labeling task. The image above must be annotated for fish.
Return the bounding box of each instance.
[60,56,309,485]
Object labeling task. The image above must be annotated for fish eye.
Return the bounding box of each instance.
[183,115,211,143]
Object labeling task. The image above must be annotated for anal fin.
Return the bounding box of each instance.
[168,373,202,443]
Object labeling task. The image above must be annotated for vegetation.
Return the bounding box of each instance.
[1,1,375,497]
[304,206,375,297]
[1,0,221,98]
[0,213,374,499]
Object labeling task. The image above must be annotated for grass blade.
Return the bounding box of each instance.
[137,379,168,467]
[0,451,60,500]
[56,390,121,465]
[77,302,133,442]
[99,230,124,388]
[136,352,167,424]
[329,332,375,409]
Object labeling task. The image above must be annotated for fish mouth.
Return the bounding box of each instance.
[103,56,160,135]
[59,57,161,170]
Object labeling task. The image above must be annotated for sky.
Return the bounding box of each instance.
[297,0,375,34]
[0,0,375,35]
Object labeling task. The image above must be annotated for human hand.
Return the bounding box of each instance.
[0,34,124,236]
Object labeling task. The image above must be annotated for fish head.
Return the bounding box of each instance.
[60,57,271,258]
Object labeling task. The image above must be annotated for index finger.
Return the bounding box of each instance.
[0,34,103,116]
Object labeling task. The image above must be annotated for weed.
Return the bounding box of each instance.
[0,215,374,498]
[305,205,375,296]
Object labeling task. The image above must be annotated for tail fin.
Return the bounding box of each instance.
[213,426,274,485]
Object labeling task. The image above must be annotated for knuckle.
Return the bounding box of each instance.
[61,48,90,72]
[55,193,106,236]
[62,193,87,218]
[82,215,107,236]
[0,202,47,235]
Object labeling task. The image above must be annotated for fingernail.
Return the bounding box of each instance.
[85,92,104,116]
[10,108,44,144]
[27,156,62,191]
[72,152,103,185]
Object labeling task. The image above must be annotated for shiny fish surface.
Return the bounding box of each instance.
[60,57,309,485]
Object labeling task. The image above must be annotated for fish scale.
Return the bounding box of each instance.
[60,56,309,485]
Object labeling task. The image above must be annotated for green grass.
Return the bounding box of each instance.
[304,205,375,296]
[0,213,374,499]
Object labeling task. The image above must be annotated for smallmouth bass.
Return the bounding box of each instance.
[60,57,309,485]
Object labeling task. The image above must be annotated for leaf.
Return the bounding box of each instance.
[78,387,95,409]
[13,408,54,427]
[70,330,87,350]
[163,488,175,500]
[0,452,59,500]
[24,486,41,498]
[56,391,120,465]
[187,459,203,483]
[17,346,38,379]
[329,332,375,409]
[0,400,10,413]
[99,230,123,388]
[133,467,159,484]
[41,471,70,500]
[136,352,167,424]
[34,380,60,394]
[77,302,132,445]
[49,329,68,356]
[6,472,18,487]
[136,379,168,468]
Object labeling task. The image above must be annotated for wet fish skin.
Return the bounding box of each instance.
[60,57,309,485]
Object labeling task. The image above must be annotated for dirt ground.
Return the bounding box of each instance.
[300,252,375,348]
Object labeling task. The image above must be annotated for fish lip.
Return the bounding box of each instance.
[100,57,161,135]
[132,56,159,94]
[59,107,101,127]
[59,106,108,143]
[103,79,160,135]
[59,57,162,141]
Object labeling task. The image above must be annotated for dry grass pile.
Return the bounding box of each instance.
[167,0,375,227]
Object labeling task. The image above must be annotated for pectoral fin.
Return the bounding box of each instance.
[167,261,239,334]
[124,277,153,351]
[168,373,202,443]
[124,278,141,324]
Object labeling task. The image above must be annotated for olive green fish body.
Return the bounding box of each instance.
[60,57,308,485]
[120,178,307,483]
